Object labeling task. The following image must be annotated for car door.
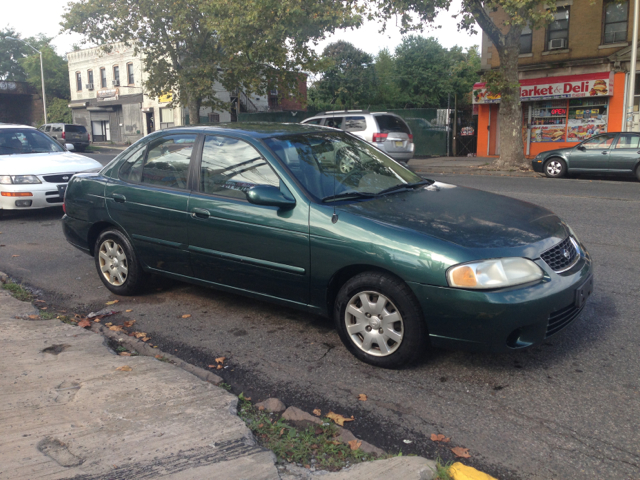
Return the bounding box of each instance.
[187,134,310,305]
[105,133,198,276]
[570,133,616,170]
[609,133,640,171]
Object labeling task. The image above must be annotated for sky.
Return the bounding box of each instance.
[4,0,481,57]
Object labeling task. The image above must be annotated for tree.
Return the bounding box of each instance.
[372,0,556,167]
[20,34,71,100]
[309,41,377,109]
[62,0,361,124]
[0,27,28,81]
[372,48,404,108]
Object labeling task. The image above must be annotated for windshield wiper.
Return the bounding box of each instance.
[321,191,376,203]
[376,179,431,196]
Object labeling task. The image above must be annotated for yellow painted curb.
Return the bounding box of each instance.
[449,462,498,480]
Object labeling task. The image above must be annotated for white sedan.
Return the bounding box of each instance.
[0,124,102,214]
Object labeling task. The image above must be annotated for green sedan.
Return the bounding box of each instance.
[533,132,640,180]
[63,124,593,368]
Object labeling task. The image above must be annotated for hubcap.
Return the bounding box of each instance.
[339,157,356,173]
[98,239,129,286]
[547,160,562,176]
[344,291,404,356]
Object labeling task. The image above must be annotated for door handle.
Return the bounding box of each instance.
[192,208,210,219]
[111,193,126,203]
[601,151,608,155]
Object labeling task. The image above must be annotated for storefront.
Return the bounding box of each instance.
[473,71,626,157]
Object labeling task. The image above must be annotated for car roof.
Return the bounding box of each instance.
[155,122,332,139]
[0,123,36,130]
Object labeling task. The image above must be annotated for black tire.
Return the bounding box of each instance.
[94,228,145,295]
[334,271,428,368]
[75,145,86,152]
[543,157,567,178]
[635,164,640,182]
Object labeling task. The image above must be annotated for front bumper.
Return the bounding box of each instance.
[0,183,65,210]
[408,248,593,353]
[532,157,545,173]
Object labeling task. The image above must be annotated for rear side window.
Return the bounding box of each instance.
[304,119,323,125]
[52,125,63,132]
[45,125,51,132]
[65,125,87,133]
[344,116,367,132]
[374,115,410,134]
[324,117,344,129]
[614,134,640,149]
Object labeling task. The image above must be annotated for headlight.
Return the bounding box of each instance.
[447,258,544,289]
[0,175,41,184]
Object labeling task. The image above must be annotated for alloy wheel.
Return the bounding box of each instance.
[546,160,563,177]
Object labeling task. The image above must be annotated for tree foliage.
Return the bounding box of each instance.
[62,0,361,123]
[0,27,29,81]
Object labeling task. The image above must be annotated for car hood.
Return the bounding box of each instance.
[0,152,102,176]
[338,182,568,253]
[539,147,573,157]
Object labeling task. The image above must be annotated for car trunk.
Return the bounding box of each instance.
[65,125,89,143]
[374,115,412,153]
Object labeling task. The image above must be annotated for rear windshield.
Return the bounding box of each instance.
[65,125,87,133]
[374,115,410,134]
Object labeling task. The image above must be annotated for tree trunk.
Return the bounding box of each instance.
[188,97,201,125]
[494,44,526,169]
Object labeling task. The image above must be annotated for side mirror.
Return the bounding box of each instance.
[246,185,296,209]
[65,143,75,151]
[576,145,586,151]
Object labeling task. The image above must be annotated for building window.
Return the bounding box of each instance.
[113,66,120,86]
[547,7,570,49]
[520,25,532,54]
[87,70,94,90]
[100,68,107,88]
[208,113,220,123]
[127,63,134,85]
[76,72,82,91]
[603,1,628,44]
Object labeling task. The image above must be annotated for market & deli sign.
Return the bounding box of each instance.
[472,72,613,104]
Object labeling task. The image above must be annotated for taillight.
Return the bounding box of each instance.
[373,133,388,143]
[62,131,66,140]
[408,134,413,142]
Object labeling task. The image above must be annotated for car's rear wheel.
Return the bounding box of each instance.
[635,164,640,181]
[544,158,567,178]
[334,271,427,368]
[94,228,144,295]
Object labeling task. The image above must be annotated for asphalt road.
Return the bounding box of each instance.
[1,155,639,479]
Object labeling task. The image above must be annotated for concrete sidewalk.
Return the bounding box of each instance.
[410,156,538,178]
[0,283,445,480]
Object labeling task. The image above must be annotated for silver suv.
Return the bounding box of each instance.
[39,123,90,152]
[300,111,414,163]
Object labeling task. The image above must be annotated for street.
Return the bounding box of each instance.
[1,154,639,479]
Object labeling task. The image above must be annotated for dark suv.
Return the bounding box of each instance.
[40,123,90,152]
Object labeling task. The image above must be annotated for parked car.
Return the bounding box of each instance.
[62,123,593,368]
[533,132,640,180]
[0,124,102,214]
[300,111,414,164]
[40,123,91,152]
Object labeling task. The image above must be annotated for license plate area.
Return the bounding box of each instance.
[575,274,593,308]
[395,141,404,147]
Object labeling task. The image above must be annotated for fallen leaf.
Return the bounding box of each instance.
[105,300,119,305]
[451,447,471,458]
[216,365,222,370]
[326,440,341,445]
[116,365,132,372]
[119,352,131,356]
[348,439,362,451]
[41,307,47,310]
[431,434,445,442]
[125,309,133,313]
[315,427,324,435]
[310,444,318,449]
[141,337,150,342]
[109,325,124,331]
[94,318,101,322]
[28,315,39,319]
[215,357,225,364]
[123,320,136,328]
[35,299,45,303]
[105,322,113,327]
[326,411,354,426]
[279,428,285,436]
[358,394,367,401]
[181,314,191,318]
[312,408,321,416]
[132,332,147,338]
[77,319,91,328]
[258,423,264,428]
[11,255,20,257]
[304,464,310,469]
[155,354,163,359]
[208,365,216,368]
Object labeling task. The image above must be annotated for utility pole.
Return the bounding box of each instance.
[8,37,47,123]
[626,0,639,131]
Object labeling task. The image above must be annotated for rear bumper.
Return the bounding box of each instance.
[0,183,64,210]
[408,251,593,353]
[62,214,93,254]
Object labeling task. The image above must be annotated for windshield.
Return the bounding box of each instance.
[0,128,64,155]
[264,131,423,201]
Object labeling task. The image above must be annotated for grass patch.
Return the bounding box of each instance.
[2,281,33,302]
[433,458,454,480]
[219,382,232,391]
[237,394,376,471]
[39,310,59,320]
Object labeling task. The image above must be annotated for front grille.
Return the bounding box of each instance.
[541,236,579,272]
[42,174,73,183]
[546,303,584,338]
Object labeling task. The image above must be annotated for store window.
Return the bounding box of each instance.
[208,113,220,123]
[547,7,570,49]
[75,72,82,91]
[567,98,608,141]
[520,25,533,54]
[603,1,628,44]
[100,68,107,88]
[159,108,175,129]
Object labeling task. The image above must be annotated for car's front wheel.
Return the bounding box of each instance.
[94,228,145,295]
[334,271,427,368]
[544,158,567,178]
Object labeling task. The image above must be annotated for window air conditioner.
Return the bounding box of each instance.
[112,80,120,86]
[86,83,94,90]
[548,38,567,50]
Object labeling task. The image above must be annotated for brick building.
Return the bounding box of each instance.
[473,0,639,157]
